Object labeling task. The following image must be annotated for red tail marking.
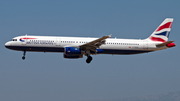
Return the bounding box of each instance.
[166,43,175,47]
[156,22,172,32]
[149,36,166,43]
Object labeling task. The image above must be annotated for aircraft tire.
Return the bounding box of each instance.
[86,56,92,63]
[22,56,25,60]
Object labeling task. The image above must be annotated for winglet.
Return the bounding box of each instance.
[109,34,112,38]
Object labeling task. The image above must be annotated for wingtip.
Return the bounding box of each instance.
[109,34,112,38]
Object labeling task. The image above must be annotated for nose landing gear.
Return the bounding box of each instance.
[22,51,26,60]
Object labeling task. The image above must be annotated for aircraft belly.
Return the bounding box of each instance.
[5,46,64,52]
[102,49,151,55]
[99,45,151,54]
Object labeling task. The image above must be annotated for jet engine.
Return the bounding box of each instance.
[63,47,83,59]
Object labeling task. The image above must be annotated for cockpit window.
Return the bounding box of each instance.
[12,39,17,41]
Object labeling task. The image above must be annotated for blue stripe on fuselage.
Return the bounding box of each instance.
[5,46,152,55]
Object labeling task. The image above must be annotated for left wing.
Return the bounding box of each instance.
[79,34,112,52]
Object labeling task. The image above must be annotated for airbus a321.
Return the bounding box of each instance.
[5,18,175,63]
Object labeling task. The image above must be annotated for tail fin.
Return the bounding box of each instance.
[147,18,173,43]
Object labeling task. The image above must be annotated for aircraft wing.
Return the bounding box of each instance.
[79,34,112,52]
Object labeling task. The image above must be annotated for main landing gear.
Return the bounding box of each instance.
[86,55,92,64]
[22,51,26,60]
[85,50,93,64]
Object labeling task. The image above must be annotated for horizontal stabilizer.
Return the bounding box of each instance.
[156,41,174,47]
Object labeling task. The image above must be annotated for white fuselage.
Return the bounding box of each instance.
[5,35,163,55]
[4,18,175,63]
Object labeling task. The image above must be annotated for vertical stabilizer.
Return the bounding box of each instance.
[147,18,173,43]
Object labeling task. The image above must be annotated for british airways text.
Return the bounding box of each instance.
[26,40,54,45]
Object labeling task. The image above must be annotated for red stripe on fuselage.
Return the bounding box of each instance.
[20,38,37,39]
[156,22,172,32]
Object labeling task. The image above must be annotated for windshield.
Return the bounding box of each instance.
[11,39,17,41]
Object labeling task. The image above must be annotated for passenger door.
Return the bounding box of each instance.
[143,40,148,49]
[56,38,61,46]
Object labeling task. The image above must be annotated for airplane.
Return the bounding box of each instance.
[5,18,175,63]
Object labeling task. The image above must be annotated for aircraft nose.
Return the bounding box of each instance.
[5,41,11,48]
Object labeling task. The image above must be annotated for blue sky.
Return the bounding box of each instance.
[1,0,180,101]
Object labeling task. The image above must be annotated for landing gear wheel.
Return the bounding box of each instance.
[86,56,92,64]
[22,56,25,60]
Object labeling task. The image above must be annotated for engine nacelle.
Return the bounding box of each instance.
[63,54,83,59]
[65,47,81,55]
[64,47,83,59]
